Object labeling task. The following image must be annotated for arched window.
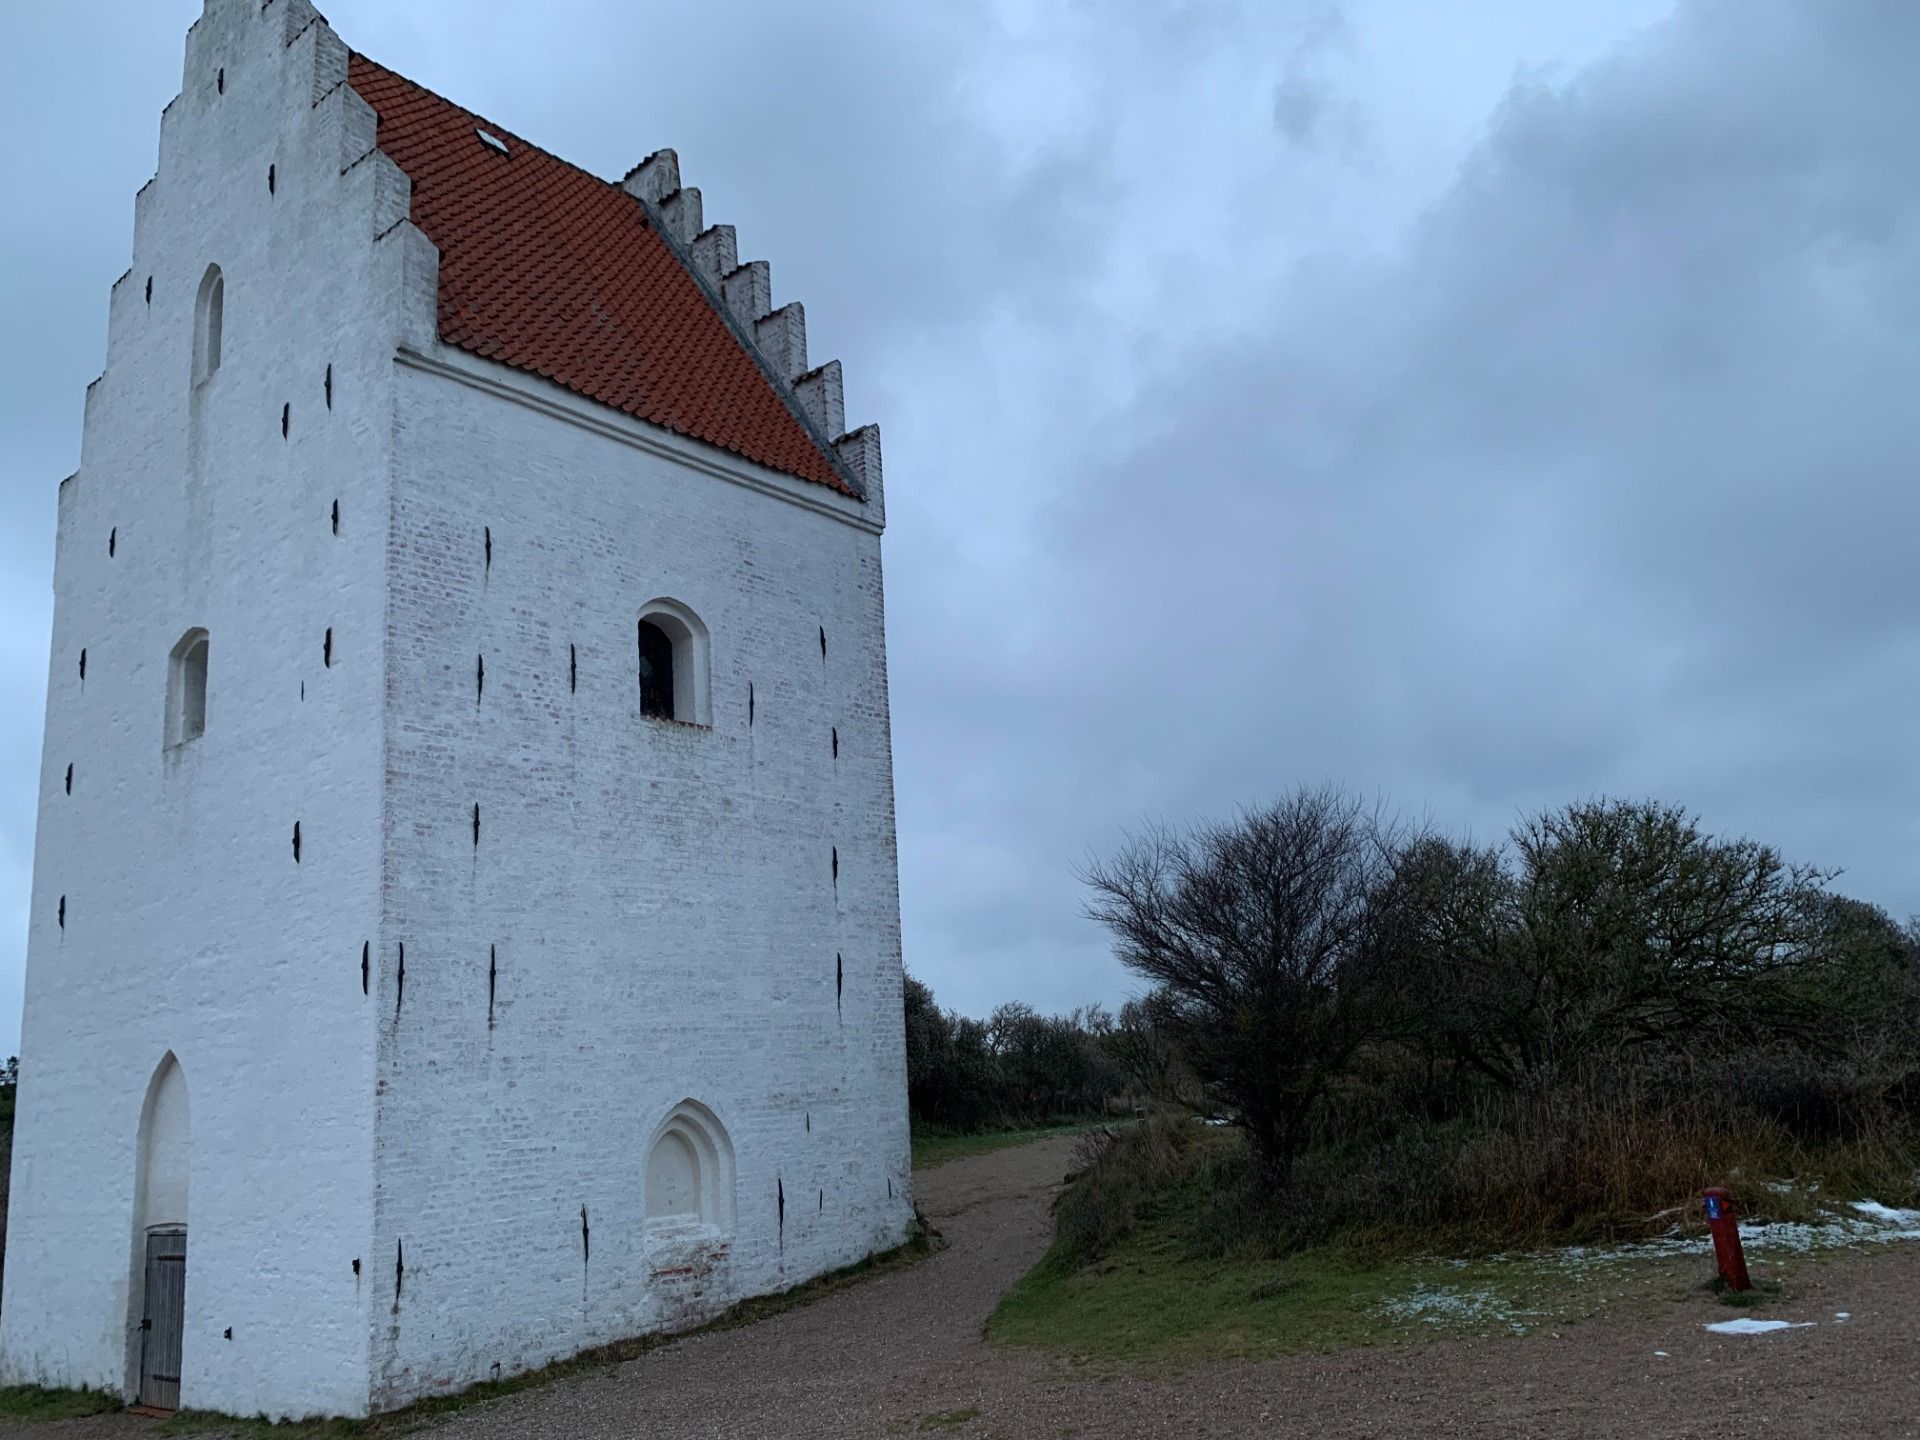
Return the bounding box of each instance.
[636,599,711,726]
[644,1099,735,1232]
[167,629,209,748]
[193,265,224,385]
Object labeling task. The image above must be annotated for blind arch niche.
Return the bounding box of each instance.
[643,1099,735,1232]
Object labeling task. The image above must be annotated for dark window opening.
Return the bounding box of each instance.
[638,620,675,720]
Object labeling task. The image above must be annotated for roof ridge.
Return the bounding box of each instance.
[349,52,616,205]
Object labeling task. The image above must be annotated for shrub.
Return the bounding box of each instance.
[1048,1116,1194,1269]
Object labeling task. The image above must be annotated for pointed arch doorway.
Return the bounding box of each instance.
[132,1055,190,1411]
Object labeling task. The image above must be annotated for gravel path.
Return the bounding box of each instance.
[8,1136,1919,1437]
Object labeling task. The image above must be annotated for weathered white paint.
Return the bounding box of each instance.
[1,0,911,1420]
[367,343,912,1406]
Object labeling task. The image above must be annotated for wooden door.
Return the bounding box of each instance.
[137,1229,187,1411]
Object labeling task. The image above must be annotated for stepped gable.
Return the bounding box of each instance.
[346,53,857,497]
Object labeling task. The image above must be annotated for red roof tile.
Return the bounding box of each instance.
[346,54,850,495]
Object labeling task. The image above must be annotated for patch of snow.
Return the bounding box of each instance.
[1380,1285,1532,1334]
[1653,1350,1669,1357]
[1544,1197,1920,1275]
[1704,1318,1814,1335]
[1852,1201,1920,1232]
[1834,1312,1850,1321]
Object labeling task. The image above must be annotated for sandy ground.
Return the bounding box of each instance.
[8,1134,1918,1438]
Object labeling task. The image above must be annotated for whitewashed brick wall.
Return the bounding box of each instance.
[0,0,424,1419]
[369,355,913,1407]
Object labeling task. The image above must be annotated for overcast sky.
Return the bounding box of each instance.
[2,0,1915,1049]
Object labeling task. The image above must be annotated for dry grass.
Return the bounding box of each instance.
[1041,1077,1918,1274]
[994,1086,1917,1366]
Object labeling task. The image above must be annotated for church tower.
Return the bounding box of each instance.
[0,0,911,1419]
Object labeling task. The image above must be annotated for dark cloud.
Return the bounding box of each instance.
[1,0,1913,1042]
[1272,4,1359,150]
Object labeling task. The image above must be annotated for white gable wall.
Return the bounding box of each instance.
[0,0,437,1419]
[368,353,914,1407]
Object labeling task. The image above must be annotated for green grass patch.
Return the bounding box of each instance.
[1711,1274,1785,1309]
[987,1122,1837,1366]
[989,1224,1721,1364]
[0,1385,122,1421]
[910,1121,1106,1171]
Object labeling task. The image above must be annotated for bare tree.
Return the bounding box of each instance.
[1082,785,1408,1178]
[1104,995,1184,1107]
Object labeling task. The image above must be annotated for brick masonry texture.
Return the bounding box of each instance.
[0,0,911,1420]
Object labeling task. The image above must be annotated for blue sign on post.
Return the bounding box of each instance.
[1705,1195,1723,1221]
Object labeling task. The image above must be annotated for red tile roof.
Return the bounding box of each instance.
[346,54,850,495]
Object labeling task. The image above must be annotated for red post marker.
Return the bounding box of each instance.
[1702,1186,1751,1291]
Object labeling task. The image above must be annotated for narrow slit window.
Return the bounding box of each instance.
[166,629,209,748]
[193,266,224,385]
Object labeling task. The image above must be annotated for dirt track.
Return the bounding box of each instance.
[8,1134,1918,1437]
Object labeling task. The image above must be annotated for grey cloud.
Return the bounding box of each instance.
[1272,4,1363,153]
[2,0,1914,1041]
[895,0,1920,1013]
[1272,73,1330,146]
